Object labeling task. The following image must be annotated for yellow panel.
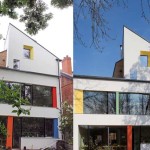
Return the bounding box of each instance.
[74,90,83,114]
[140,51,150,67]
[23,45,34,60]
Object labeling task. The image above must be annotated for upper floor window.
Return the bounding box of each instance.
[140,51,150,67]
[83,91,116,114]
[13,59,20,69]
[23,48,30,59]
[140,55,148,67]
[23,45,34,59]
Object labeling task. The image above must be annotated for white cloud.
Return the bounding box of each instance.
[0,2,73,68]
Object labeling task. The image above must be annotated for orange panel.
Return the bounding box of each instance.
[6,116,13,148]
[127,126,132,150]
[52,87,57,108]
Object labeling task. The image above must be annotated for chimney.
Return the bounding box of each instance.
[62,55,72,75]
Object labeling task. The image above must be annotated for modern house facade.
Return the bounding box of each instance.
[0,24,61,149]
[74,27,150,150]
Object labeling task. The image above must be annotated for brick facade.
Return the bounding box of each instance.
[61,56,73,105]
[0,50,7,67]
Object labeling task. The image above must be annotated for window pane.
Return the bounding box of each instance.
[13,118,21,148]
[33,85,52,107]
[22,118,44,137]
[23,48,30,59]
[84,91,107,114]
[128,94,142,115]
[120,93,128,114]
[0,116,7,146]
[45,119,53,137]
[140,55,148,67]
[108,93,116,114]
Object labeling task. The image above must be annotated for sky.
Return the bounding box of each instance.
[74,0,150,77]
[0,1,73,68]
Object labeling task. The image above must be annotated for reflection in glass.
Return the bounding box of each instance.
[140,55,148,67]
[120,93,150,115]
[84,91,116,114]
[79,126,127,150]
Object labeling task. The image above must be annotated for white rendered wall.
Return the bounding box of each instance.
[21,137,58,149]
[74,78,150,93]
[123,27,150,80]
[74,77,150,150]
[0,69,60,116]
[5,24,59,76]
[0,68,60,109]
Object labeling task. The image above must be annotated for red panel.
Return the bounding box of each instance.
[127,126,132,150]
[52,87,57,108]
[6,116,13,149]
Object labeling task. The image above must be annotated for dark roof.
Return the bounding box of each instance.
[74,74,150,83]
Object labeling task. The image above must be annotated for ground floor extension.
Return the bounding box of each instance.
[0,116,59,149]
[79,125,150,150]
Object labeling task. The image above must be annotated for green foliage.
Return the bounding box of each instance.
[51,0,73,9]
[0,122,7,138]
[0,0,52,35]
[0,80,30,116]
[20,0,52,35]
[59,101,73,144]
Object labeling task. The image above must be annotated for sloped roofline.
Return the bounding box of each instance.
[123,25,150,43]
[5,23,60,60]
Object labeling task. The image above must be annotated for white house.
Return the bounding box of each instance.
[74,27,150,150]
[0,24,61,149]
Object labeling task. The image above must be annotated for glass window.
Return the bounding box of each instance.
[13,118,21,148]
[33,85,52,107]
[84,91,116,114]
[0,116,7,147]
[22,117,45,137]
[120,93,129,114]
[108,93,116,114]
[79,126,127,150]
[140,55,148,67]
[21,85,32,104]
[84,91,107,114]
[45,119,53,137]
[23,48,30,59]
[120,93,150,115]
[13,59,20,69]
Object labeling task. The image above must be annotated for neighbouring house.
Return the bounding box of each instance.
[0,24,62,149]
[61,55,73,105]
[74,26,150,150]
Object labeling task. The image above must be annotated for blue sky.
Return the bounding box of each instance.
[74,0,150,77]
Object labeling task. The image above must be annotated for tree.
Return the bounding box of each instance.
[0,80,30,148]
[59,101,73,144]
[51,0,150,50]
[0,80,30,116]
[0,0,52,35]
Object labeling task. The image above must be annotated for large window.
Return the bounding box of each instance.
[120,93,150,115]
[13,117,53,148]
[33,85,52,107]
[83,91,116,114]
[21,84,52,107]
[79,126,127,150]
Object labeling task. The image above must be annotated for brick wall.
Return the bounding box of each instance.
[61,74,73,105]
[61,55,73,105]
[0,50,7,67]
